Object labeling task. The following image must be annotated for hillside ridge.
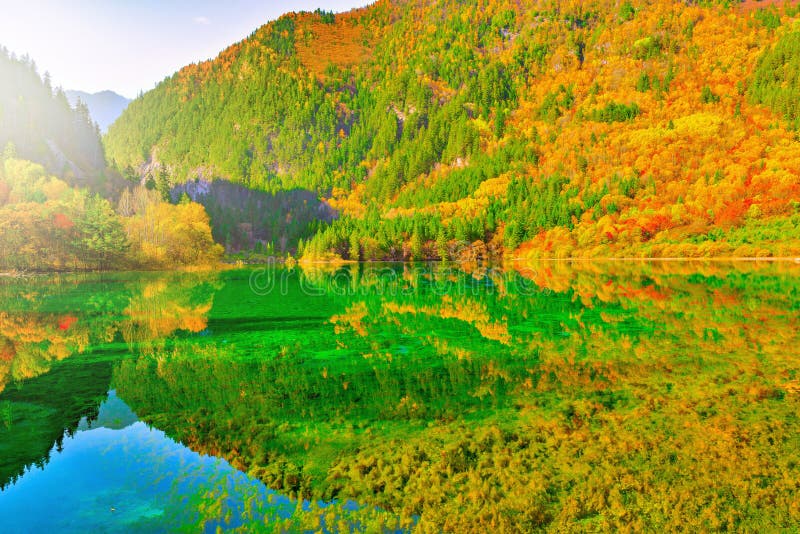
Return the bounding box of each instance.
[105,0,800,259]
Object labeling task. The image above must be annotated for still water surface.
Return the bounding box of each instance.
[0,262,797,531]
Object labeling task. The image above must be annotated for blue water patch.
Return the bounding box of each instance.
[0,392,370,533]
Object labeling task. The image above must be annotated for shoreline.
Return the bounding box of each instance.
[297,256,800,265]
[1,256,798,276]
[509,256,800,263]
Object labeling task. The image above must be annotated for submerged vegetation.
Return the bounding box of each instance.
[3,263,792,531]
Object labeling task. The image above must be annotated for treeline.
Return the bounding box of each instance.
[118,185,223,268]
[300,173,584,262]
[749,29,800,128]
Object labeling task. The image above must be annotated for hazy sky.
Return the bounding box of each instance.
[0,1,369,98]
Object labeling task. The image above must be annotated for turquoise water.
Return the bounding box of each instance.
[0,391,302,533]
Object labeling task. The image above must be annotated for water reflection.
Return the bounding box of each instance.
[0,358,111,489]
[0,272,221,395]
[0,262,798,531]
[0,392,315,533]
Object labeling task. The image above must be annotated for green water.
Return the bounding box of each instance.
[0,262,798,532]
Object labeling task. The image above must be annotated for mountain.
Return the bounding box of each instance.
[105,1,800,260]
[65,90,130,133]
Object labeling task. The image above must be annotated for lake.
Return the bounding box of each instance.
[0,262,798,532]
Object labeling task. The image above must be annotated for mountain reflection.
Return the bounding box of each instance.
[0,390,322,533]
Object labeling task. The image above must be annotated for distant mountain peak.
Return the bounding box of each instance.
[65,90,130,133]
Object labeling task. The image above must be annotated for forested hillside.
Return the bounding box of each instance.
[0,49,223,271]
[0,48,109,194]
[106,0,800,260]
[171,179,336,253]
